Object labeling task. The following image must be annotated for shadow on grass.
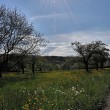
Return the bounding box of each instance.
[0,73,35,88]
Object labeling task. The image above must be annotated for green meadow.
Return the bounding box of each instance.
[0,70,110,110]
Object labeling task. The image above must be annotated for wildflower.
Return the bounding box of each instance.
[24,104,28,107]
[28,93,30,95]
[28,99,31,102]
[33,103,36,105]
[42,97,45,101]
[75,91,79,95]
[34,97,38,101]
[80,88,85,92]
[34,90,37,95]
[72,87,75,91]
[22,104,29,110]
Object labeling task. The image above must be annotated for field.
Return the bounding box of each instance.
[0,70,110,110]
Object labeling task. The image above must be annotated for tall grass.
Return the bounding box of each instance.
[0,70,110,110]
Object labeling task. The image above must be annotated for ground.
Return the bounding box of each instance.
[0,70,110,110]
[103,92,110,110]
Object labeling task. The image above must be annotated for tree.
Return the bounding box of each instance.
[8,53,27,74]
[71,41,108,72]
[0,5,45,77]
[91,46,109,70]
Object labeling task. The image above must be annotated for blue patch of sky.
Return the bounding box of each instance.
[0,0,110,36]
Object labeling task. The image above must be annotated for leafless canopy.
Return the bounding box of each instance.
[71,41,109,71]
[0,5,46,75]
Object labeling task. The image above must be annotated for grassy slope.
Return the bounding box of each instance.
[0,70,110,110]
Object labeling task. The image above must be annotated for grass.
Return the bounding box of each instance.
[0,70,110,110]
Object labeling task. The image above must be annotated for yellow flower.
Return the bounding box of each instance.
[22,104,29,110]
[42,97,45,101]
[28,99,31,102]
[35,97,38,101]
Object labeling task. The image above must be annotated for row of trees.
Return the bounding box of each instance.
[8,55,58,74]
[6,40,109,73]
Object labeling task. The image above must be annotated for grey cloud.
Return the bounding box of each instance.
[30,13,68,21]
[50,31,110,43]
[41,42,76,56]
[42,31,110,56]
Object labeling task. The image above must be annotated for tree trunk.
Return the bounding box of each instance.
[85,63,89,72]
[32,64,35,75]
[0,70,2,78]
[100,62,104,69]
[22,67,25,74]
[39,67,42,73]
[31,56,35,75]
[96,63,99,70]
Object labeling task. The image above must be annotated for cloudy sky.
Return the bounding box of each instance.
[0,0,110,56]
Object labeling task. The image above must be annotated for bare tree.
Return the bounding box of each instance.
[0,5,45,77]
[92,46,109,70]
[71,41,108,72]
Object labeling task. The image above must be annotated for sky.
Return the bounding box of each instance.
[0,0,110,56]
